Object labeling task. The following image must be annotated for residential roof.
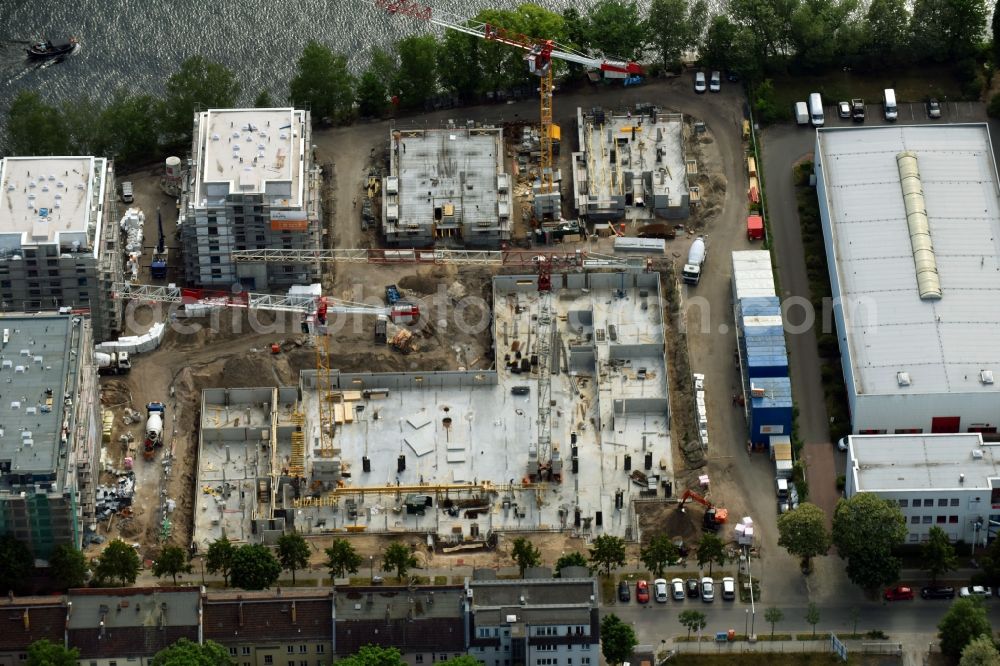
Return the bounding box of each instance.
[0,157,106,251]
[203,591,332,644]
[333,586,465,622]
[0,315,79,487]
[0,598,65,653]
[816,124,1000,396]
[468,578,597,609]
[193,108,306,208]
[849,433,1000,491]
[66,587,200,660]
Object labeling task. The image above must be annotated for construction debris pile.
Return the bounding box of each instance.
[95,473,136,522]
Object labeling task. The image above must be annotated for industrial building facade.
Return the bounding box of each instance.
[0,157,122,341]
[180,108,322,289]
[845,433,1000,545]
[815,125,1000,434]
[383,125,511,248]
[571,106,690,222]
[0,315,100,558]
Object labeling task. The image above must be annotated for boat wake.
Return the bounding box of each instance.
[0,39,80,84]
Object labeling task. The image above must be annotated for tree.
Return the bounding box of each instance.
[639,534,679,577]
[701,16,758,80]
[511,537,541,576]
[4,91,68,156]
[59,95,103,155]
[993,1,1000,64]
[589,535,627,575]
[356,71,390,118]
[392,35,439,110]
[979,534,1000,589]
[583,1,647,61]
[152,545,193,585]
[439,658,481,666]
[205,537,236,587]
[728,0,799,72]
[678,609,707,639]
[92,539,140,587]
[160,56,240,144]
[150,638,233,666]
[911,0,988,62]
[276,532,310,584]
[764,607,784,639]
[865,0,909,63]
[960,634,1000,665]
[695,533,725,576]
[437,30,482,102]
[789,0,862,72]
[0,534,33,594]
[98,92,160,167]
[832,493,906,590]
[599,614,637,665]
[229,544,281,590]
[26,639,78,666]
[48,544,88,590]
[647,0,709,70]
[289,41,355,124]
[922,526,958,584]
[253,89,274,108]
[382,542,418,579]
[777,503,831,572]
[939,598,992,657]
[805,602,820,638]
[336,645,405,666]
[324,538,363,579]
[554,551,589,576]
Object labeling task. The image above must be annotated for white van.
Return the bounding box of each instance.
[808,93,824,127]
[794,101,809,125]
[883,88,898,121]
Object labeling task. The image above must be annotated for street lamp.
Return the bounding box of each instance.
[744,545,756,638]
[744,609,749,638]
[369,555,374,581]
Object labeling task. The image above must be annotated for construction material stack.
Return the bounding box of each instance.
[731,251,792,449]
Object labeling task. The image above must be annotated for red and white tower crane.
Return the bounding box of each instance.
[378,0,642,195]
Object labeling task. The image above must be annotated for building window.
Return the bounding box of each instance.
[949,515,959,523]
[416,656,424,664]
[242,647,251,656]
[923,516,933,524]
[898,499,908,508]
[316,646,324,654]
[208,226,218,235]
[110,662,117,666]
[18,655,26,662]
[301,661,309,666]
[909,534,920,542]
[951,498,960,507]
[288,646,295,654]
[938,499,948,507]
[288,661,295,666]
[582,659,591,665]
[300,645,308,653]
[936,516,946,524]
[265,657,273,665]
[440,656,447,662]
[230,648,238,657]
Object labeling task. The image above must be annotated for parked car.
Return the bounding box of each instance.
[700,577,715,602]
[959,585,992,598]
[921,586,956,600]
[636,580,650,604]
[686,578,700,598]
[671,578,685,601]
[837,437,848,452]
[618,580,631,602]
[927,98,942,119]
[838,101,851,119]
[654,578,669,603]
[709,71,721,92]
[721,577,736,601]
[884,585,915,601]
[694,71,706,93]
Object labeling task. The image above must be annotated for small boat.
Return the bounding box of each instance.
[26,37,77,59]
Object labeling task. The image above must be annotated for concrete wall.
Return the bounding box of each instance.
[301,369,499,391]
[852,392,1000,434]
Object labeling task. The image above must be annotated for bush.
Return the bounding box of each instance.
[836,475,846,492]
[988,93,1000,118]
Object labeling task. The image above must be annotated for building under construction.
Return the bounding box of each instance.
[571,106,690,222]
[192,271,671,547]
[382,124,512,248]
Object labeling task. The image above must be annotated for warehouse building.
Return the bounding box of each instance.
[571,106,689,222]
[180,108,321,289]
[0,315,100,558]
[844,433,1000,545]
[0,157,122,341]
[383,124,511,247]
[815,124,1000,434]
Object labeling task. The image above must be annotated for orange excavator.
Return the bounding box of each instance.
[678,489,728,532]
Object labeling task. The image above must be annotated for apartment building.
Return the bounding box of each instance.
[0,157,122,341]
[0,595,65,666]
[180,108,321,289]
[0,315,100,558]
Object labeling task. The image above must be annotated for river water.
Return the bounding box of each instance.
[0,0,683,117]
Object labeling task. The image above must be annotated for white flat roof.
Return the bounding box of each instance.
[194,108,304,207]
[849,433,1000,491]
[817,124,1000,396]
[0,157,103,248]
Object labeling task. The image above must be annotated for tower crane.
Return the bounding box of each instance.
[378,0,642,197]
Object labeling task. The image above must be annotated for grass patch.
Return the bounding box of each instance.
[754,634,793,641]
[794,163,852,443]
[795,633,823,641]
[599,576,616,602]
[737,571,761,603]
[770,65,965,120]
[433,575,448,585]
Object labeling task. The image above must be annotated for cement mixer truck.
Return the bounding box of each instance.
[95,351,131,376]
[143,402,165,461]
